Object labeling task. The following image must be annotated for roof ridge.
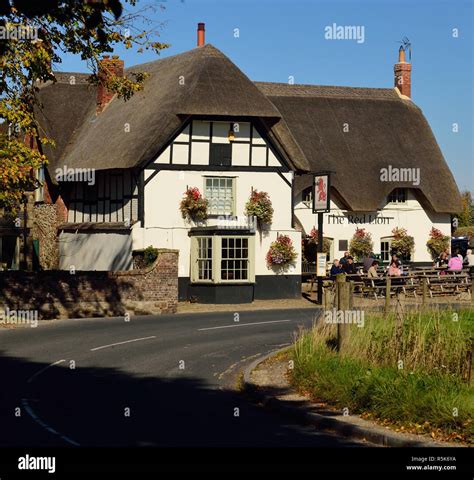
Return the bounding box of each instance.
[255,81,400,100]
[255,80,392,90]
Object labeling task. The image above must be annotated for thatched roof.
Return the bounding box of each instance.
[37,44,293,173]
[256,82,462,213]
[34,45,461,213]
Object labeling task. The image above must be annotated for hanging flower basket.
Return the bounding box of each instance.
[349,228,374,261]
[245,189,273,227]
[307,227,332,253]
[390,227,415,259]
[426,227,450,261]
[266,234,297,268]
[180,187,208,222]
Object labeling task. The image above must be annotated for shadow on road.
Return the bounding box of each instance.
[0,351,364,447]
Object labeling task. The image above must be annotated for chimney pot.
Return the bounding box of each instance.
[394,47,411,99]
[197,22,205,47]
[398,46,406,63]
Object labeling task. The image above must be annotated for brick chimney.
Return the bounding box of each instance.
[394,46,411,98]
[97,55,124,113]
[197,23,205,47]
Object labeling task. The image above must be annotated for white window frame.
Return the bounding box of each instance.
[35,165,45,203]
[191,236,214,283]
[380,238,392,262]
[204,176,236,216]
[191,235,255,284]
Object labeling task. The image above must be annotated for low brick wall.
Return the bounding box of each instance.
[0,249,178,319]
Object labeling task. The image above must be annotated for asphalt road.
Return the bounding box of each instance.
[0,308,366,447]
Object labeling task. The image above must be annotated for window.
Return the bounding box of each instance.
[35,165,45,203]
[210,143,232,166]
[302,187,312,207]
[221,237,249,281]
[0,235,19,270]
[205,177,234,216]
[191,235,254,283]
[339,239,348,251]
[387,188,407,203]
[196,237,213,281]
[381,240,391,262]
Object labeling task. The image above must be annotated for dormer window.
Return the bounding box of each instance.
[387,188,407,204]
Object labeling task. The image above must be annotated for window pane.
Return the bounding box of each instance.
[220,237,250,282]
[196,237,212,280]
[204,177,234,215]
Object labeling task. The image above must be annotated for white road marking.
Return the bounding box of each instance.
[27,359,66,384]
[198,319,292,331]
[90,335,156,351]
[21,398,80,446]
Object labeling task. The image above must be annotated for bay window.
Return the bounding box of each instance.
[191,235,254,283]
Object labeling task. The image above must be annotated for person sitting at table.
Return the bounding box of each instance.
[343,256,357,275]
[448,254,463,271]
[464,249,474,278]
[436,251,449,268]
[362,254,375,273]
[339,251,350,268]
[367,260,379,278]
[464,249,474,266]
[330,259,344,278]
[388,260,401,276]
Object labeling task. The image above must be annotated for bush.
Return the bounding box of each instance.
[143,246,159,267]
[426,227,450,260]
[180,187,208,221]
[266,234,297,268]
[349,228,373,261]
[245,190,273,226]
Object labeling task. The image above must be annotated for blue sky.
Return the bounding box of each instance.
[59,0,473,193]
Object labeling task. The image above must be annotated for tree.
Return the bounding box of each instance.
[0,0,169,211]
[454,191,474,229]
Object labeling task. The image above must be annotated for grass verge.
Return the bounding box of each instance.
[290,308,474,443]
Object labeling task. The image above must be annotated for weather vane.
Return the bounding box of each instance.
[397,37,412,60]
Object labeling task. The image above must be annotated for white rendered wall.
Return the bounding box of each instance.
[59,231,132,270]
[294,190,451,263]
[136,169,301,278]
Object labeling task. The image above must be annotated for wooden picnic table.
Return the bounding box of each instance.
[315,271,472,300]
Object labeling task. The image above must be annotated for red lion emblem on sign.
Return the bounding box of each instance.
[316,177,327,202]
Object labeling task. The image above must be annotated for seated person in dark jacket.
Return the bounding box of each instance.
[343,256,357,275]
[339,251,350,268]
[330,259,344,278]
